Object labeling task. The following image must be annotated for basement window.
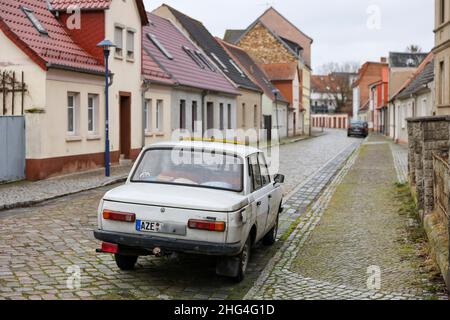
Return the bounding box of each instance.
[22,6,48,36]
[148,34,173,60]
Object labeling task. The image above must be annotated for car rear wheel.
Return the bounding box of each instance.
[115,254,138,271]
[234,236,251,283]
[263,214,279,246]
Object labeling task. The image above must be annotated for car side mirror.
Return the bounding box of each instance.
[274,174,285,184]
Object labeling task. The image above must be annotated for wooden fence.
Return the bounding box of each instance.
[0,70,27,116]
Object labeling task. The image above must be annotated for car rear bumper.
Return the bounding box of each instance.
[94,230,242,256]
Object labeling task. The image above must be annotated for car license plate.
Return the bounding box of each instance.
[136,220,163,233]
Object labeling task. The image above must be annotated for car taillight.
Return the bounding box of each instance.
[188,219,226,232]
[101,242,119,254]
[103,210,136,223]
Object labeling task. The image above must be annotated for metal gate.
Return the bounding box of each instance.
[0,116,25,182]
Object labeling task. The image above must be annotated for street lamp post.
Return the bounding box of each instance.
[97,40,116,177]
[272,89,281,145]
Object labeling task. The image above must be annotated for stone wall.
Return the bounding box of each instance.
[407,115,450,290]
[237,22,297,65]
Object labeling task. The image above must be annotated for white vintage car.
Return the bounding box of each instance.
[94,140,284,282]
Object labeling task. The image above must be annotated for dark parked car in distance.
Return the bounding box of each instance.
[348,120,369,138]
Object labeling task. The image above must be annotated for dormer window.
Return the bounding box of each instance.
[210,53,228,72]
[195,51,216,71]
[183,46,204,69]
[229,59,246,78]
[22,6,48,36]
[148,34,173,60]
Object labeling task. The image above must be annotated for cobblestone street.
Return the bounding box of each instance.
[0,130,447,300]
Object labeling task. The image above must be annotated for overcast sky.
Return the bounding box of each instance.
[143,0,435,72]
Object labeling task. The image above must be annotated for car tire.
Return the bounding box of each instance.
[263,214,279,246]
[115,254,138,271]
[234,236,251,283]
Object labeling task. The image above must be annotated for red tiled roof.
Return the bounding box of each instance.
[261,63,298,81]
[0,0,104,74]
[311,75,340,93]
[51,0,111,10]
[143,13,238,95]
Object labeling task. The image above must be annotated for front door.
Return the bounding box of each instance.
[119,93,131,159]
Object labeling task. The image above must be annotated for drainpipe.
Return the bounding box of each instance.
[141,80,151,149]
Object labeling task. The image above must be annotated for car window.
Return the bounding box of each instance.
[131,148,243,192]
[249,154,263,192]
[258,153,271,186]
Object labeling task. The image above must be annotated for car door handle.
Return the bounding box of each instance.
[257,201,262,207]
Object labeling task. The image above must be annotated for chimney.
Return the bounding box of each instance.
[380,57,387,63]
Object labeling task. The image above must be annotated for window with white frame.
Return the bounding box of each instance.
[144,99,152,132]
[114,26,123,57]
[87,94,99,134]
[156,100,164,132]
[67,93,78,135]
[126,29,135,60]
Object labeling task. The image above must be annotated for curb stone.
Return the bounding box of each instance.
[0,176,127,212]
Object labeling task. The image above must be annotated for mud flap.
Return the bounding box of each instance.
[216,256,240,278]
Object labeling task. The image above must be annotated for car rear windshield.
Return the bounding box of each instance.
[131,148,243,192]
[351,121,366,128]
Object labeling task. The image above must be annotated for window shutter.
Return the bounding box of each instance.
[115,27,123,50]
[127,31,134,53]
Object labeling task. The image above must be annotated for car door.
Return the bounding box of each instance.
[248,154,270,242]
[258,153,279,231]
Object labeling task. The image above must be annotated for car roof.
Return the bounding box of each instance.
[144,140,261,158]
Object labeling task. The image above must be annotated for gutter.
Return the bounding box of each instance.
[46,63,106,77]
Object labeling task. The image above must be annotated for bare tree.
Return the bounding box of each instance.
[406,44,422,53]
[317,61,359,114]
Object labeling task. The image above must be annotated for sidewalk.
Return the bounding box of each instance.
[0,165,131,211]
[246,135,448,300]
